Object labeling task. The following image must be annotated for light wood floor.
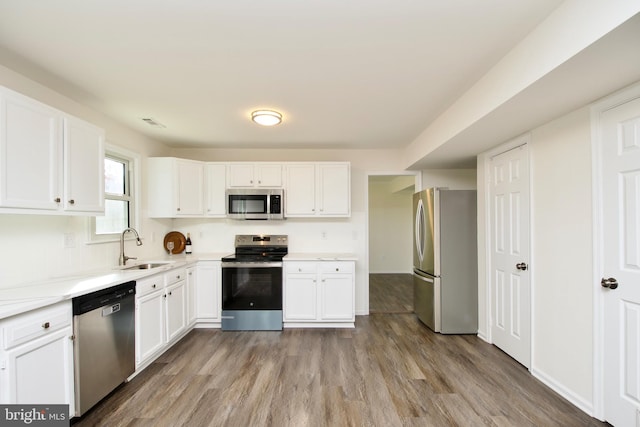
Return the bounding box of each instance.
[73,314,606,426]
[369,273,413,314]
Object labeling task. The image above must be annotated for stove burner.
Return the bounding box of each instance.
[222,234,288,263]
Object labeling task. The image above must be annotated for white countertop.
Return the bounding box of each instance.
[284,253,358,261]
[0,252,229,320]
[0,252,356,320]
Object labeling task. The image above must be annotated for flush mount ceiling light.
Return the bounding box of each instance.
[251,110,282,126]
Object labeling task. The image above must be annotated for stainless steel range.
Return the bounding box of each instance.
[221,234,288,330]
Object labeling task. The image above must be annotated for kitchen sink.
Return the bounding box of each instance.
[122,262,170,270]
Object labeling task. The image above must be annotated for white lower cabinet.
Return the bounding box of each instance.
[165,280,186,342]
[136,286,165,366]
[0,301,75,416]
[195,261,221,325]
[135,267,188,369]
[284,261,355,327]
[186,266,197,326]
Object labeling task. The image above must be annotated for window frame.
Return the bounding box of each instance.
[88,143,141,244]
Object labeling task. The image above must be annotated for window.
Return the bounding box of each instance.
[96,155,131,234]
[90,146,139,243]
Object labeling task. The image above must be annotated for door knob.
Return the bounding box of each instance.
[516,262,528,271]
[601,277,619,290]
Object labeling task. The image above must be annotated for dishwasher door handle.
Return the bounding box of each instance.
[102,303,121,317]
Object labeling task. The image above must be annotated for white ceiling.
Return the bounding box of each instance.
[0,0,564,161]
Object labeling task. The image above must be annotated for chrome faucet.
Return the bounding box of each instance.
[119,227,143,265]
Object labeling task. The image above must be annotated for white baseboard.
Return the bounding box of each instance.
[531,366,595,418]
[284,322,355,328]
[369,270,413,274]
[477,331,489,343]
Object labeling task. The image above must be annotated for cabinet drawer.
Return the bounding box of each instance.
[2,302,71,350]
[319,262,354,274]
[285,262,317,274]
[136,274,164,297]
[165,268,186,286]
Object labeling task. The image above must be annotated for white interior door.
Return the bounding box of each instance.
[489,144,531,368]
[601,96,640,427]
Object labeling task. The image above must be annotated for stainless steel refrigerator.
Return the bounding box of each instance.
[413,188,478,334]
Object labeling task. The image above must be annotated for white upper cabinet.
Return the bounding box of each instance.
[317,163,350,216]
[205,163,226,217]
[284,162,350,217]
[0,87,104,214]
[147,157,204,217]
[283,164,316,216]
[63,116,105,213]
[146,159,350,218]
[227,163,282,188]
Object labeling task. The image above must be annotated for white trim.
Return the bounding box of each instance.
[589,80,640,421]
[364,170,421,316]
[86,142,142,244]
[531,366,595,417]
[481,133,532,366]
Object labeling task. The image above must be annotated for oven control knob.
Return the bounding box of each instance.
[250,302,254,307]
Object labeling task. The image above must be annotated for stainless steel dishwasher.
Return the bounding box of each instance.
[72,281,136,417]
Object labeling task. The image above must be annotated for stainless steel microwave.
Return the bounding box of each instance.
[225,188,284,220]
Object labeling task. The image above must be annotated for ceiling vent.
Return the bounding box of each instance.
[141,117,166,128]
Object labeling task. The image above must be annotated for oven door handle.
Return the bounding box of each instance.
[221,262,283,268]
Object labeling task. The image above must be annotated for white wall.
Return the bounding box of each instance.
[477,106,595,413]
[530,106,594,408]
[0,65,173,288]
[368,178,414,274]
[421,169,476,190]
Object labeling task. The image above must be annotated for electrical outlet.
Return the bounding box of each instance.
[321,231,327,240]
[64,233,76,248]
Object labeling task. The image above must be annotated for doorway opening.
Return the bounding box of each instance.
[367,174,416,314]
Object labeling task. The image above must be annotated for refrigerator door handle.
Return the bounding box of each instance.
[413,272,434,283]
[415,198,426,264]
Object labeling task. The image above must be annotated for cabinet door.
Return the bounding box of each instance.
[196,262,220,321]
[205,163,226,216]
[0,89,61,210]
[317,163,350,216]
[63,116,105,213]
[165,281,186,342]
[255,164,282,187]
[136,291,165,366]
[284,164,316,216]
[176,159,204,215]
[227,163,254,187]
[5,327,74,412]
[284,274,318,320]
[320,274,354,321]
[186,267,197,326]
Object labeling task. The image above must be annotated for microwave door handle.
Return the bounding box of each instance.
[266,194,271,216]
